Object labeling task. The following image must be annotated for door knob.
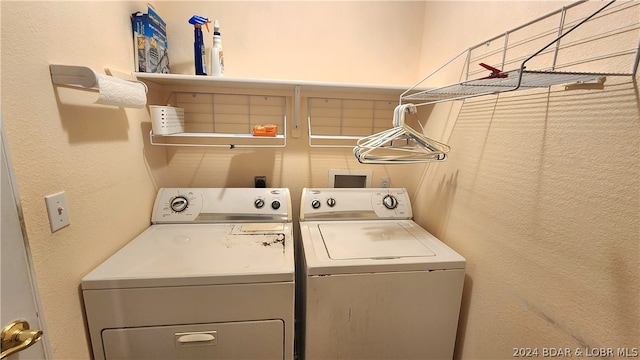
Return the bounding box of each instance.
[1,319,43,359]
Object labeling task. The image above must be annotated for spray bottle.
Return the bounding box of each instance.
[188,15,210,75]
[210,20,224,77]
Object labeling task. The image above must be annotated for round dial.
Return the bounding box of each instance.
[311,199,321,209]
[254,198,265,209]
[170,196,189,213]
[327,198,336,207]
[271,200,281,210]
[382,194,398,210]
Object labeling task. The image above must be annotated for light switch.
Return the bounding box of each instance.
[45,191,70,232]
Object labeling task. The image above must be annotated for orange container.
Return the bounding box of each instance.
[253,124,278,137]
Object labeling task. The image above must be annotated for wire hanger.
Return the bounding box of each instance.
[353,104,450,164]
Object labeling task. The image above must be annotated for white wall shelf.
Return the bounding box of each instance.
[147,91,288,148]
[306,97,398,148]
[136,73,408,148]
[149,131,287,148]
[135,73,408,96]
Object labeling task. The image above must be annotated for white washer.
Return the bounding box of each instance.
[298,188,466,360]
[82,188,294,360]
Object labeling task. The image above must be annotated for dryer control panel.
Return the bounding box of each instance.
[300,188,412,221]
[152,188,292,223]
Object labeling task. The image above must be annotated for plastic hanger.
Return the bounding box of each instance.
[353,104,450,164]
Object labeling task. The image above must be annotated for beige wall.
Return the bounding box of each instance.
[1,1,638,360]
[1,1,423,359]
[414,1,639,359]
[1,1,163,359]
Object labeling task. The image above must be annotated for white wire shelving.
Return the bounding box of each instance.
[401,0,640,106]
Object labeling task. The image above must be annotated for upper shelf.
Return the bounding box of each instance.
[135,72,409,97]
[402,0,639,106]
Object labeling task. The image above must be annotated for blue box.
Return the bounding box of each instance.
[132,5,170,73]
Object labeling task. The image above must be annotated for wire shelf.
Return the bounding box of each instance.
[402,70,621,102]
[401,0,639,106]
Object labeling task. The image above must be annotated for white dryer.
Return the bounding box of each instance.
[298,188,466,360]
[82,188,294,360]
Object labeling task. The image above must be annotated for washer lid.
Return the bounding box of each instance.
[82,223,294,290]
[319,223,435,260]
[300,220,466,275]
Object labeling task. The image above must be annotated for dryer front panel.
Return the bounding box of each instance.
[103,320,284,359]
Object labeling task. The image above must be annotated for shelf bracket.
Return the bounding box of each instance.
[564,76,606,91]
[292,85,301,138]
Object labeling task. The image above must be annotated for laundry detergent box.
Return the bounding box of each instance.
[132,4,170,73]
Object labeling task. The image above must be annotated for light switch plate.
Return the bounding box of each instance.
[45,191,70,232]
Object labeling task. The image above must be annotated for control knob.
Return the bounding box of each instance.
[170,196,189,213]
[254,198,265,209]
[271,200,281,210]
[327,197,336,207]
[382,194,398,210]
[311,199,321,209]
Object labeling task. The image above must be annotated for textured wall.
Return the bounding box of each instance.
[0,1,425,359]
[1,1,163,359]
[413,2,640,359]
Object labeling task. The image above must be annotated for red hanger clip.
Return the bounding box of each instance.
[478,63,508,79]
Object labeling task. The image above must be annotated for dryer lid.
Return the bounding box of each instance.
[81,223,294,289]
[318,222,435,260]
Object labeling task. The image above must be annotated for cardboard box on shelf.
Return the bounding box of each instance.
[132,4,170,73]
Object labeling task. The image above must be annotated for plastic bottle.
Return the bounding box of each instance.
[210,20,224,77]
[188,15,210,75]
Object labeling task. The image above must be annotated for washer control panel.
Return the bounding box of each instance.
[152,188,292,223]
[300,188,412,221]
